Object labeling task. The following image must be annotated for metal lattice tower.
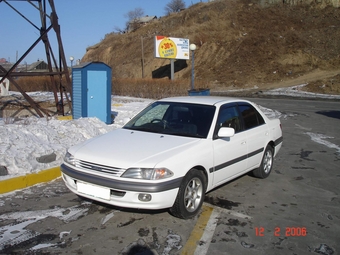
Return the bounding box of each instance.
[0,0,72,116]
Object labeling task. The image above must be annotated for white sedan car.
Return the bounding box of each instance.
[61,96,283,219]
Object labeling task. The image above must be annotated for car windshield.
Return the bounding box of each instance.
[123,101,216,138]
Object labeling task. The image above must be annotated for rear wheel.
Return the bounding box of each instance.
[253,145,274,179]
[170,169,206,219]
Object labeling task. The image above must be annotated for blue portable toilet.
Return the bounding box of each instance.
[72,62,112,124]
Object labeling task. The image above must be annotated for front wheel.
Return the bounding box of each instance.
[170,169,206,219]
[253,144,274,179]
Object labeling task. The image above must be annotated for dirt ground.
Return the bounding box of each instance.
[83,0,340,95]
[259,69,340,94]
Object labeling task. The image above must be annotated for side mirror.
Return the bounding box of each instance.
[218,127,235,138]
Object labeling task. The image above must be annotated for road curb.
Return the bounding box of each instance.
[0,167,61,195]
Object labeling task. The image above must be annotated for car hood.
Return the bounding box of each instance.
[69,128,201,169]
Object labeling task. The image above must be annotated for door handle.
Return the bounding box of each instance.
[241,141,247,145]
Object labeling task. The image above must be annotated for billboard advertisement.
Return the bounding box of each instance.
[154,36,190,60]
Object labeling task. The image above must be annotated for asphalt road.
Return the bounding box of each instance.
[0,98,339,255]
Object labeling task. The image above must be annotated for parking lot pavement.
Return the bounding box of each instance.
[203,98,340,255]
[0,98,339,254]
[193,99,340,255]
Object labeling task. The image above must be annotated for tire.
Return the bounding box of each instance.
[170,169,206,219]
[253,144,274,179]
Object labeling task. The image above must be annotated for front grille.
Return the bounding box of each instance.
[75,159,125,177]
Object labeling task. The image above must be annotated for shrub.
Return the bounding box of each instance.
[112,78,208,99]
[11,76,61,92]
[11,76,208,99]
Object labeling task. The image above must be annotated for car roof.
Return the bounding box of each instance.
[158,96,251,106]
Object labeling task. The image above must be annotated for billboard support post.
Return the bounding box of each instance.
[170,59,174,80]
[141,36,145,78]
[189,44,197,90]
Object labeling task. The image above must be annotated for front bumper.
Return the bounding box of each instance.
[61,164,182,209]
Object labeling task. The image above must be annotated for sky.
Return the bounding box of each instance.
[0,0,199,66]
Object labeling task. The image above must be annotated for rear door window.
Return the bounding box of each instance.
[238,104,265,130]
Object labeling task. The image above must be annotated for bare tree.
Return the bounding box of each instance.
[113,26,126,34]
[124,7,145,32]
[125,7,144,21]
[164,0,186,15]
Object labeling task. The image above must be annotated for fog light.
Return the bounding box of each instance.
[138,193,152,202]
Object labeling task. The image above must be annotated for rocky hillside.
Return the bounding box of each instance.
[82,0,340,93]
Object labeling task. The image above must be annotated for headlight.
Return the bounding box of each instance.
[64,152,76,166]
[122,167,173,180]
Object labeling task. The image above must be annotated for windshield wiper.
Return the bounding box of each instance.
[163,130,204,138]
[124,126,162,134]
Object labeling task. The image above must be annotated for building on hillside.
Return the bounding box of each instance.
[128,15,157,32]
[0,58,8,64]
[0,60,49,73]
[27,60,48,71]
[0,63,13,71]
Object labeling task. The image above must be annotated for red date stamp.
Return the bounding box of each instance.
[255,227,307,237]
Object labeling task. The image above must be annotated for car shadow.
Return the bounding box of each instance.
[204,171,263,209]
[316,110,340,119]
[205,172,251,195]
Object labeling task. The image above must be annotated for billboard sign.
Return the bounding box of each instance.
[154,36,190,60]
